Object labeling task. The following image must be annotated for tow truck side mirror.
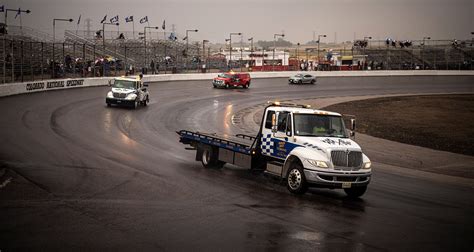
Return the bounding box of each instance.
[350,118,356,138]
[271,113,277,133]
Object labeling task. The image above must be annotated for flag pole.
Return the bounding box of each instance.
[133,19,135,39]
[75,15,80,35]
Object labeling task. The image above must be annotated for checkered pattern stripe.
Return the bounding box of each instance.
[261,134,274,155]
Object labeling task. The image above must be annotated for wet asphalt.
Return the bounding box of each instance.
[0,76,473,251]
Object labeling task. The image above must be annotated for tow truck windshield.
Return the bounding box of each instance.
[113,80,136,89]
[294,114,348,138]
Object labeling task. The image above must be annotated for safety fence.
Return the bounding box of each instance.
[0,38,473,84]
[0,38,232,83]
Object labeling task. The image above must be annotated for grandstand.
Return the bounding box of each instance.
[352,40,473,70]
[0,25,204,83]
[0,25,473,83]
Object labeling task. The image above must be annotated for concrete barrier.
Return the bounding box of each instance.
[0,77,115,97]
[142,70,474,83]
[1,70,473,97]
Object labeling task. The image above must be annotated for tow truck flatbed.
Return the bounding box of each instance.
[177,130,256,155]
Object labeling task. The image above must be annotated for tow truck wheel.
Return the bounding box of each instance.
[298,80,302,84]
[106,103,111,107]
[225,83,229,89]
[311,79,315,84]
[243,83,249,89]
[286,163,308,194]
[344,186,367,198]
[201,145,225,169]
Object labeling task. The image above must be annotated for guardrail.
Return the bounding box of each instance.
[1,70,473,98]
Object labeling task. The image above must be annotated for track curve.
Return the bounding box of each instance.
[1,76,473,250]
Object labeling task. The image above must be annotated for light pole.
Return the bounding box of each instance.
[102,22,119,49]
[52,18,73,79]
[228,32,242,70]
[317,34,326,69]
[202,39,209,71]
[248,37,253,68]
[184,29,198,72]
[363,36,372,70]
[273,33,284,71]
[3,8,31,83]
[422,36,431,69]
[53,18,73,42]
[471,32,474,70]
[144,26,159,72]
[4,8,31,30]
[296,43,300,70]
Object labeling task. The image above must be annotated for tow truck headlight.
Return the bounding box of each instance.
[307,159,329,168]
[125,93,137,100]
[107,91,113,98]
[362,162,372,169]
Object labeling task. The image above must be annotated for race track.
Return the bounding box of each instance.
[0,76,473,251]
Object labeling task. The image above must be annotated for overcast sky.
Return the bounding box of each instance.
[5,0,474,43]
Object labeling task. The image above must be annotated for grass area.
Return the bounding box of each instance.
[323,94,474,156]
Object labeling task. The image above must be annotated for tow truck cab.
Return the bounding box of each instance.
[105,76,149,109]
[212,71,251,89]
[258,103,372,196]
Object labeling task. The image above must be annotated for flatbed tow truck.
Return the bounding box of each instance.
[177,102,372,197]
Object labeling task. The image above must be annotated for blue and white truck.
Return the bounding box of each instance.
[177,102,372,197]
